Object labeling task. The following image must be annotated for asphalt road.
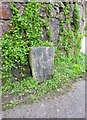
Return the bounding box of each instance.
[2,79,85,118]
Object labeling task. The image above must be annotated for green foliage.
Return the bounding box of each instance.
[1,2,53,83]
[2,52,85,95]
[58,4,83,57]
[73,3,81,31]
[1,3,85,104]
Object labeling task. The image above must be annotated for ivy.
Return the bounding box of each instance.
[1,2,53,83]
[73,3,80,31]
[1,2,83,87]
[1,2,85,103]
[58,3,83,57]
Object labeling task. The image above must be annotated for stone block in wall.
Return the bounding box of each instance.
[78,4,84,20]
[59,12,65,20]
[78,4,85,32]
[0,20,10,36]
[50,18,59,45]
[15,2,25,15]
[50,5,59,18]
[29,47,54,83]
[0,2,11,19]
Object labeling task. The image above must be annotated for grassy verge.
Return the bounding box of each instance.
[2,51,86,110]
[2,52,85,95]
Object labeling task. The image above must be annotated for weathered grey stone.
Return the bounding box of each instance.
[58,1,65,8]
[78,5,84,19]
[0,20,10,36]
[15,3,25,15]
[50,6,59,18]
[50,18,59,45]
[59,12,65,20]
[78,4,85,32]
[50,8,57,18]
[29,47,54,83]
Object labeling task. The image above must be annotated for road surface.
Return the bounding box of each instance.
[2,79,85,118]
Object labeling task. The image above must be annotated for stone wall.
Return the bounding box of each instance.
[0,1,86,81]
[0,1,86,39]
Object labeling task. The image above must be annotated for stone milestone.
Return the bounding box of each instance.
[29,47,54,83]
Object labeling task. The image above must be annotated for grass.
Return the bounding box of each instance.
[2,51,86,110]
[2,52,85,96]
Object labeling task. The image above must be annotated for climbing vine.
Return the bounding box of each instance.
[73,3,81,31]
[1,2,53,83]
[57,3,83,57]
[1,2,83,84]
[1,2,85,101]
